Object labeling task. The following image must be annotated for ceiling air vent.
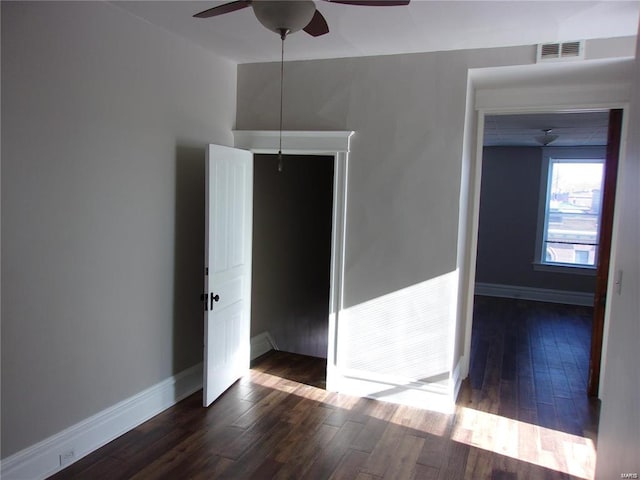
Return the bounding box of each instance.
[537,41,585,62]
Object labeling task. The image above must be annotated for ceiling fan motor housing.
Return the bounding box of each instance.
[251,0,316,35]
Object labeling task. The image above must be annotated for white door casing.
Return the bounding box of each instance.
[203,144,253,407]
[233,131,459,413]
[461,63,632,393]
[232,130,350,367]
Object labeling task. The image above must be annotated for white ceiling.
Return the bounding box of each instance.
[112,1,639,64]
[111,1,633,146]
[484,111,610,147]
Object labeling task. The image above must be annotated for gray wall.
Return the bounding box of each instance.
[237,38,633,387]
[595,30,640,477]
[1,2,236,457]
[237,46,537,371]
[251,155,334,358]
[476,146,596,293]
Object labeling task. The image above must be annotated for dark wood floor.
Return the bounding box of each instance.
[50,297,599,479]
[467,296,599,440]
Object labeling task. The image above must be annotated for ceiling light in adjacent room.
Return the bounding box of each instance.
[535,129,559,146]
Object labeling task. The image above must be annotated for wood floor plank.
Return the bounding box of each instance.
[381,434,425,480]
[438,439,470,479]
[126,438,204,479]
[174,454,234,480]
[464,448,494,480]
[217,420,292,479]
[355,472,381,480]
[412,463,440,480]
[329,449,370,480]
[273,423,339,479]
[517,375,536,411]
[350,415,393,453]
[217,427,264,460]
[271,403,335,462]
[50,454,128,480]
[361,422,409,477]
[231,389,290,429]
[298,419,365,479]
[416,433,448,469]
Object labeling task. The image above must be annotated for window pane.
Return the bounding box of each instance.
[544,241,598,266]
[544,161,604,267]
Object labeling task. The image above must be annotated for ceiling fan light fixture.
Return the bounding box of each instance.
[193,0,411,37]
[193,0,412,171]
[535,128,559,146]
[252,1,316,35]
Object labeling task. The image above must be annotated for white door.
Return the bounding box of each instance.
[203,144,253,407]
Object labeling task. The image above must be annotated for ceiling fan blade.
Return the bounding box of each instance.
[304,9,330,37]
[323,0,409,6]
[193,1,251,18]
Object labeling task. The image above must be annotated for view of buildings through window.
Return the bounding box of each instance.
[543,160,604,267]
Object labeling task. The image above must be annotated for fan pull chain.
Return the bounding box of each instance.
[277,30,286,173]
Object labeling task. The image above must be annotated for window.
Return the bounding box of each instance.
[536,149,605,270]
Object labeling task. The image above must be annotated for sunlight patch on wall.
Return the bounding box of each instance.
[337,271,458,382]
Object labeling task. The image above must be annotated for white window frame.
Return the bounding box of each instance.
[534,146,606,275]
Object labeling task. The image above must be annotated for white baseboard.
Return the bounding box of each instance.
[475,282,594,307]
[1,330,283,479]
[452,357,464,402]
[250,331,278,360]
[1,363,203,480]
[2,331,281,480]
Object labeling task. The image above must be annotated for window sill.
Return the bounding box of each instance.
[533,262,597,276]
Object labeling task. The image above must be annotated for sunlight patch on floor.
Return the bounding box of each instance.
[452,406,595,479]
[248,370,451,435]
[249,368,596,478]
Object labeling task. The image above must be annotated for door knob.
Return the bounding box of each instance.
[210,293,220,309]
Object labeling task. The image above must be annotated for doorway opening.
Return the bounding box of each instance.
[466,109,621,437]
[233,129,353,392]
[251,154,334,361]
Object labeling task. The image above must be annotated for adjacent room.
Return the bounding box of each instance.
[469,110,615,443]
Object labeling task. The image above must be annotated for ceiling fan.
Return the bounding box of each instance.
[193,0,410,39]
[194,1,410,171]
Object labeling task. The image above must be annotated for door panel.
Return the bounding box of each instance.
[204,144,253,407]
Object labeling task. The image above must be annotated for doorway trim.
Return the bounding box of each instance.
[460,74,631,397]
[233,130,354,380]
